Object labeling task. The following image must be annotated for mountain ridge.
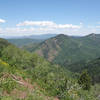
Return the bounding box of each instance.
[23,33,100,66]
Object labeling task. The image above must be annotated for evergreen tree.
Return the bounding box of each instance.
[78,70,91,90]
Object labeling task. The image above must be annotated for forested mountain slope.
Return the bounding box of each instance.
[23,33,100,66]
[85,58,100,83]
[0,38,99,100]
[67,57,100,83]
[7,38,44,47]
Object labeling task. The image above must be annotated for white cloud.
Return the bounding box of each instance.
[2,20,98,37]
[0,27,35,36]
[0,20,83,37]
[1,20,100,37]
[97,21,100,24]
[96,26,100,28]
[16,21,55,27]
[16,21,81,29]
[53,24,81,29]
[0,19,6,23]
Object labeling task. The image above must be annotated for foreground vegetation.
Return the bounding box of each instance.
[0,38,100,100]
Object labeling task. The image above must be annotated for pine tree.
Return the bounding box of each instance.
[78,70,91,90]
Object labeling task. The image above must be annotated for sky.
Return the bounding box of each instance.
[0,0,100,37]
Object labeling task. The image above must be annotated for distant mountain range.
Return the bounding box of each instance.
[5,34,57,46]
[7,38,44,47]
[2,34,57,39]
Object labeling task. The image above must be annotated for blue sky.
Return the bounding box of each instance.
[0,0,100,36]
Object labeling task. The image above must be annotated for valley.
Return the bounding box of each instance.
[0,33,99,100]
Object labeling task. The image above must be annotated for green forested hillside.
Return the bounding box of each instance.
[23,33,100,66]
[0,38,99,100]
[67,58,100,83]
[85,58,100,83]
[22,43,40,52]
[22,33,100,84]
[7,38,43,47]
